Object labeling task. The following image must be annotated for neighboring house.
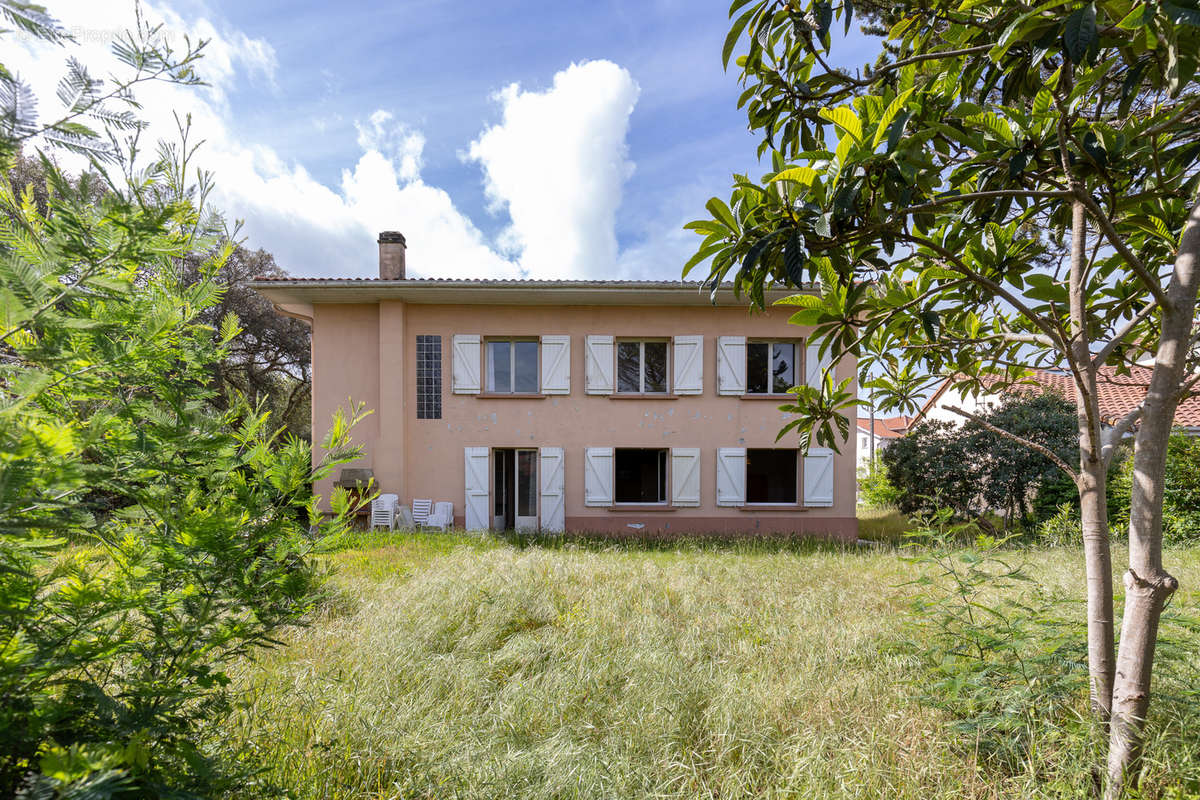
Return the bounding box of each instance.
[855,416,911,470]
[915,366,1200,435]
[249,232,859,541]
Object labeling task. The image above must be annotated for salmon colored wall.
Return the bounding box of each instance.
[311,301,858,541]
[311,303,380,503]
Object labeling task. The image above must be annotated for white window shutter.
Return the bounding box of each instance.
[716,447,746,506]
[584,447,613,506]
[464,446,490,530]
[585,335,614,395]
[803,447,835,507]
[672,335,704,395]
[671,448,701,507]
[539,447,565,532]
[452,334,481,394]
[541,335,571,395]
[717,336,746,395]
[805,342,830,390]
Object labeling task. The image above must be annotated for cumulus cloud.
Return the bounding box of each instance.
[12,3,656,280]
[466,61,640,278]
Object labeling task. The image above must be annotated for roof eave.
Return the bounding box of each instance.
[248,279,815,308]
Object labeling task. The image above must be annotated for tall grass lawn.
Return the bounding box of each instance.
[223,534,1200,799]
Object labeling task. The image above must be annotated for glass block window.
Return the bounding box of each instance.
[416,335,442,419]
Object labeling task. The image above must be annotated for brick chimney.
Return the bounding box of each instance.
[378,231,406,279]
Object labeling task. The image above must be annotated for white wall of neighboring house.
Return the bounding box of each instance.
[856,428,894,471]
[921,385,998,426]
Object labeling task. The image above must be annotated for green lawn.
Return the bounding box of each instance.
[223,532,1200,799]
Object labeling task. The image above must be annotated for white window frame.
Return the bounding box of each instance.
[615,339,670,395]
[485,337,540,394]
[745,340,801,396]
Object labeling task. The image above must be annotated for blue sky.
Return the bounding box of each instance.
[26,1,878,280]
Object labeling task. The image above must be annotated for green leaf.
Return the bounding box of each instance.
[1062,4,1097,64]
[785,228,807,287]
[872,87,916,149]
[771,166,819,186]
[1116,4,1147,28]
[723,5,758,69]
[705,197,740,233]
[818,105,863,142]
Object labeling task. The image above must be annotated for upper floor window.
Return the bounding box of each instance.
[747,341,798,395]
[616,340,668,394]
[486,338,539,394]
[416,335,442,419]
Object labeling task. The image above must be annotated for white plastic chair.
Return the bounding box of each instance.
[425,501,453,531]
[411,498,433,528]
[370,493,399,530]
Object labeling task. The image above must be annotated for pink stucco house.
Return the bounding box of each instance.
[250,232,858,541]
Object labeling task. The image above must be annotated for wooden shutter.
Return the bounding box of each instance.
[716,447,746,506]
[717,336,746,395]
[585,335,614,395]
[671,448,701,507]
[803,447,835,507]
[672,335,704,395]
[584,447,613,506]
[452,334,481,394]
[540,335,571,395]
[464,446,490,530]
[539,447,565,532]
[805,341,829,391]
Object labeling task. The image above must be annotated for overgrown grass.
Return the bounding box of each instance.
[220,534,1200,799]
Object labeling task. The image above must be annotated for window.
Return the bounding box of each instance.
[746,449,797,504]
[747,341,798,394]
[486,339,539,393]
[416,335,442,419]
[615,448,668,504]
[616,340,668,393]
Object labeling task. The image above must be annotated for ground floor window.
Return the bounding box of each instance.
[615,448,668,503]
[746,448,797,504]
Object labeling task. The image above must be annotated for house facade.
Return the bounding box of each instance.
[250,233,858,541]
[855,416,910,471]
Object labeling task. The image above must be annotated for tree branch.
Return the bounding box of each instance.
[1074,188,1172,310]
[1092,301,1161,369]
[1102,403,1144,467]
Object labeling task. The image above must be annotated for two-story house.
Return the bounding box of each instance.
[250,232,859,541]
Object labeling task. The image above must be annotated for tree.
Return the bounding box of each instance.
[689,1,1200,793]
[0,7,362,795]
[183,245,313,440]
[5,153,313,440]
[883,393,1077,526]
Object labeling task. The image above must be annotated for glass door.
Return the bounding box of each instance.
[515,449,538,531]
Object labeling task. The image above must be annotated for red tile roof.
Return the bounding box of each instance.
[926,366,1200,428]
[856,416,912,438]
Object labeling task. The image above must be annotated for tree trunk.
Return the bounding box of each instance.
[1104,198,1200,797]
[1069,199,1116,723]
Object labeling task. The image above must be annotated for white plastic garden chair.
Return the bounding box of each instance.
[370,493,399,530]
[425,501,453,531]
[411,498,433,528]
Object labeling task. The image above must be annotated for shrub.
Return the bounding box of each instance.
[1109,431,1200,542]
[0,151,364,795]
[883,393,1076,527]
[857,461,901,509]
[900,516,1091,773]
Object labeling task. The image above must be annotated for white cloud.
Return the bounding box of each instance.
[466,61,640,278]
[16,4,668,281]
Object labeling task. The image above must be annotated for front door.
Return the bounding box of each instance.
[514,449,538,531]
[493,449,539,531]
